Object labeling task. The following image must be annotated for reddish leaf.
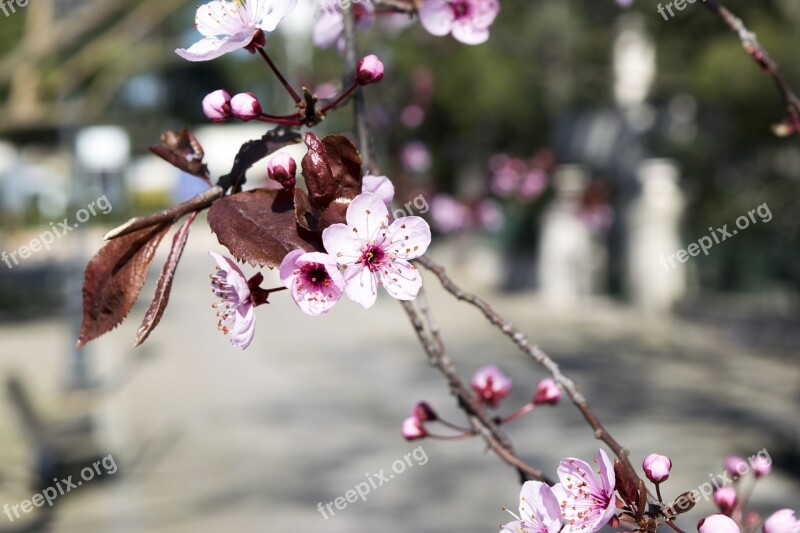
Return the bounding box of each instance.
[207,188,323,268]
[614,459,639,510]
[301,133,363,212]
[148,128,210,183]
[77,223,172,347]
[135,212,198,347]
[294,188,319,232]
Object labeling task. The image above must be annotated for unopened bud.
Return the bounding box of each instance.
[697,514,740,533]
[401,416,426,441]
[356,54,384,86]
[713,487,737,516]
[412,401,438,422]
[533,378,561,406]
[471,365,511,409]
[231,92,262,121]
[202,89,231,122]
[268,152,297,189]
[643,453,672,484]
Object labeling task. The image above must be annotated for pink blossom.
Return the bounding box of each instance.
[362,174,396,209]
[476,199,504,233]
[268,152,297,189]
[418,0,500,45]
[471,365,511,409]
[176,0,297,62]
[356,54,385,85]
[209,252,257,349]
[725,456,748,479]
[202,89,232,122]
[279,249,344,316]
[714,487,737,516]
[533,378,561,406]
[231,92,262,121]
[412,401,438,422]
[501,481,563,533]
[520,169,548,200]
[430,194,471,233]
[698,514,740,533]
[401,141,433,174]
[551,448,616,533]
[312,2,375,50]
[752,455,772,478]
[642,453,672,484]
[401,416,427,440]
[322,192,431,309]
[763,509,800,533]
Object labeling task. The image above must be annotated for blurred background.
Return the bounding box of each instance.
[0,0,798,531]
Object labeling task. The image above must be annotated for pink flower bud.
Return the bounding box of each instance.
[725,456,748,479]
[697,514,740,533]
[470,365,511,409]
[533,378,561,406]
[202,89,231,122]
[714,487,737,516]
[763,509,800,533]
[412,401,438,422]
[401,416,426,441]
[642,453,672,484]
[231,92,262,121]
[752,455,772,478]
[268,152,297,189]
[356,54,384,86]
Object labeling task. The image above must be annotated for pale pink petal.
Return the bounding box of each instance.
[418,0,454,36]
[378,259,422,301]
[384,216,431,259]
[176,33,254,62]
[228,303,256,349]
[470,0,500,27]
[597,448,615,495]
[256,0,297,32]
[279,249,306,287]
[322,223,363,265]
[362,174,396,208]
[312,11,344,48]
[195,0,250,37]
[520,481,562,532]
[451,20,490,45]
[343,264,378,309]
[209,251,250,303]
[698,515,740,533]
[346,192,390,239]
[500,521,527,533]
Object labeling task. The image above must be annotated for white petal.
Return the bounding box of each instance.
[499,521,527,533]
[362,174,396,208]
[195,0,251,37]
[451,20,490,45]
[175,33,253,62]
[418,0,454,37]
[346,192,390,241]
[378,259,422,301]
[322,223,363,265]
[312,11,344,48]
[519,481,562,533]
[384,216,431,259]
[257,0,297,31]
[279,248,305,288]
[597,448,615,495]
[343,264,378,309]
[229,304,256,349]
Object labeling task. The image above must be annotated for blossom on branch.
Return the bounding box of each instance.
[209,252,259,349]
[322,192,431,309]
[176,0,297,62]
[279,249,344,316]
[501,481,563,533]
[471,364,511,408]
[697,514,740,533]
[551,448,616,533]
[418,0,499,45]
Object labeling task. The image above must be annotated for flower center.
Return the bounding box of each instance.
[300,263,331,290]
[449,1,470,18]
[360,244,386,272]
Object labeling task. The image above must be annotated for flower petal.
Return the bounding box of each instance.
[518,481,562,532]
[451,19,490,45]
[384,216,431,259]
[195,0,251,37]
[279,249,306,288]
[418,0,453,36]
[346,192,390,240]
[597,448,615,496]
[362,174,396,208]
[256,0,297,32]
[228,304,256,349]
[322,223,363,265]
[378,259,422,301]
[343,264,378,309]
[312,11,344,48]
[176,33,254,62]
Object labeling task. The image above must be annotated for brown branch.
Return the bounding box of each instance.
[414,255,644,489]
[401,297,550,484]
[701,0,800,134]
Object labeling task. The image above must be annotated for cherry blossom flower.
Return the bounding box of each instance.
[533,378,562,406]
[279,249,344,316]
[401,416,427,440]
[418,0,500,45]
[268,152,298,189]
[501,481,563,533]
[551,448,616,533]
[752,455,772,477]
[362,174,395,209]
[312,1,375,51]
[698,514,740,533]
[209,252,259,349]
[471,364,512,408]
[763,509,800,533]
[322,192,431,309]
[176,0,298,62]
[230,92,262,121]
[724,456,748,479]
[202,89,232,122]
[714,487,737,516]
[642,453,672,484]
[356,54,385,85]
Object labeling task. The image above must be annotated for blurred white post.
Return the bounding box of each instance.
[538,165,597,308]
[625,159,686,315]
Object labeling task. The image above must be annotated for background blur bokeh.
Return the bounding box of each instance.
[0,0,798,531]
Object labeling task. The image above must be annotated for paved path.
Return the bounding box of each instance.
[0,232,797,532]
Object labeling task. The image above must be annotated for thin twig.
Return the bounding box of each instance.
[414,255,644,489]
